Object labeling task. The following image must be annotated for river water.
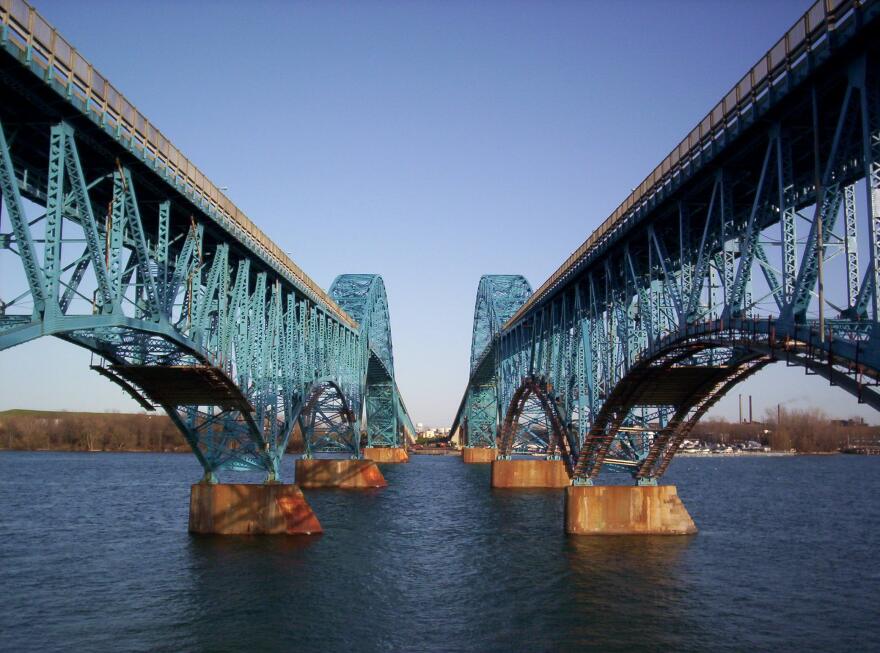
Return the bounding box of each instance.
[0,452,877,652]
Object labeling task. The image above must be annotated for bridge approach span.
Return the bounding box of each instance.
[451,0,880,493]
[0,0,413,486]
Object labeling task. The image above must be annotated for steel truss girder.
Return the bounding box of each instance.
[448,275,533,447]
[464,381,498,448]
[498,376,574,472]
[0,119,44,312]
[0,119,412,480]
[300,380,359,458]
[325,273,412,449]
[365,381,397,447]
[455,44,880,483]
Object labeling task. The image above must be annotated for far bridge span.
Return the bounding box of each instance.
[0,0,414,533]
[451,0,880,534]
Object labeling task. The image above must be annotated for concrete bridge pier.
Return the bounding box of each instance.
[564,485,697,535]
[462,447,497,463]
[363,447,409,463]
[491,458,570,488]
[189,483,322,535]
[295,459,388,488]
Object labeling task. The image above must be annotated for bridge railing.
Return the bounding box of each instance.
[505,0,870,329]
[0,0,357,330]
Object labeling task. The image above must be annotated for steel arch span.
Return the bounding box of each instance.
[326,273,416,451]
[299,380,359,458]
[497,376,575,471]
[451,0,880,484]
[453,275,532,448]
[0,2,413,481]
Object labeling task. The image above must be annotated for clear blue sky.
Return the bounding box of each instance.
[2,0,871,425]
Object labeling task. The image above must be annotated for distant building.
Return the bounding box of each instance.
[832,418,866,427]
[413,425,456,445]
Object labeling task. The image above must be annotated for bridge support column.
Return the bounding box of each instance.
[491,459,569,488]
[363,446,409,463]
[295,459,388,488]
[564,485,696,535]
[189,483,322,535]
[462,447,497,463]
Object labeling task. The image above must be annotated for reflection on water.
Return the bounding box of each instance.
[0,452,878,652]
[188,532,320,556]
[565,532,694,575]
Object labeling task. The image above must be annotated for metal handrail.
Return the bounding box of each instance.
[505,0,866,329]
[0,0,357,330]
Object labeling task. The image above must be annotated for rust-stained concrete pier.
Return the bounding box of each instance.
[189,483,322,535]
[564,485,696,535]
[363,447,409,463]
[462,447,497,464]
[491,459,569,488]
[295,459,388,488]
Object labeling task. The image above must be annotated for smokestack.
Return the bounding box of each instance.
[749,395,753,423]
[739,394,743,423]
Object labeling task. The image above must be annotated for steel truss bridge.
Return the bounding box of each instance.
[452,0,880,485]
[0,0,414,482]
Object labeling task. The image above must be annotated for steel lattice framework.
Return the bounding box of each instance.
[452,0,880,484]
[460,275,532,448]
[327,274,416,452]
[0,0,413,480]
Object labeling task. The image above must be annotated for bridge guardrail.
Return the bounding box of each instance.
[0,0,357,330]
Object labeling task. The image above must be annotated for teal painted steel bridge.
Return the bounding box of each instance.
[0,0,414,481]
[452,0,880,484]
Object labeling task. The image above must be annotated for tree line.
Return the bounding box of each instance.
[0,410,186,452]
[0,409,310,453]
[690,407,879,452]
[2,407,875,454]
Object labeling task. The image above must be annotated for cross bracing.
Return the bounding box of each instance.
[0,0,413,480]
[451,0,880,484]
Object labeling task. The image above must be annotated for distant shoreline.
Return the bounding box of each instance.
[678,451,797,457]
[0,447,191,454]
[0,448,860,457]
[0,448,312,456]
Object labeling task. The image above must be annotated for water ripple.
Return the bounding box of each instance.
[0,452,878,652]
